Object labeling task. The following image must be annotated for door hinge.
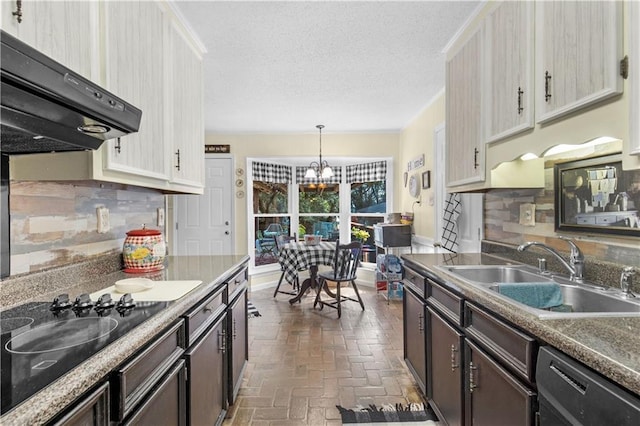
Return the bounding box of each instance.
[620,55,629,79]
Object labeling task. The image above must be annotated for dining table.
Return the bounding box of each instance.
[277,241,337,304]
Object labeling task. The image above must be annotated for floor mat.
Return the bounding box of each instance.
[247,300,261,318]
[336,403,439,424]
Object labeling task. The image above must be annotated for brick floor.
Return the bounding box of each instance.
[222,284,426,425]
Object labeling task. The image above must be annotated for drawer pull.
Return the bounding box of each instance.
[469,362,478,393]
[451,345,459,371]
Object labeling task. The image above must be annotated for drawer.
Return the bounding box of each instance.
[226,267,248,303]
[112,320,185,421]
[427,279,463,327]
[402,265,427,298]
[183,286,225,346]
[464,302,537,384]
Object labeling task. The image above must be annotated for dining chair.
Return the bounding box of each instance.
[273,233,301,297]
[313,240,364,318]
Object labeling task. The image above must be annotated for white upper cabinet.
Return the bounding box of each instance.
[1,0,98,82]
[629,0,640,157]
[5,0,205,193]
[166,18,205,190]
[446,25,485,187]
[535,0,623,124]
[101,0,169,182]
[485,1,534,143]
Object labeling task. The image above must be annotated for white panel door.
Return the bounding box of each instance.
[174,157,233,255]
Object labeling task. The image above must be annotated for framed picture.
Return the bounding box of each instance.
[422,171,431,189]
[403,172,408,187]
[554,153,640,236]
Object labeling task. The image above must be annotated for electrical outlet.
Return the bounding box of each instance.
[519,203,536,227]
[97,207,110,233]
[157,207,165,227]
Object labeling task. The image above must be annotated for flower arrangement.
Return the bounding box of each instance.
[351,226,370,242]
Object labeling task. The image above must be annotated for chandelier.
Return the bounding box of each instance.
[305,124,334,179]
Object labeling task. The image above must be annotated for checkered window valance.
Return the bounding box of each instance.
[252,162,292,184]
[345,161,387,183]
[295,166,343,185]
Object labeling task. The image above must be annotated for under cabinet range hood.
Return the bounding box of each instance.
[0,30,142,154]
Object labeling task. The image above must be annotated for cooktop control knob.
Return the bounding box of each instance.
[50,293,72,312]
[116,293,136,316]
[94,293,116,316]
[72,294,94,317]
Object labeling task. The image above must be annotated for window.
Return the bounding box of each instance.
[249,159,391,269]
[347,162,387,252]
[299,183,340,240]
[251,162,292,267]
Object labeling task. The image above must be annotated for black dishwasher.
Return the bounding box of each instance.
[536,347,640,426]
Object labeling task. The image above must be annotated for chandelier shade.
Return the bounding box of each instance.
[306,124,333,179]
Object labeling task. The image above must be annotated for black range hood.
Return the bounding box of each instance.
[1,30,142,154]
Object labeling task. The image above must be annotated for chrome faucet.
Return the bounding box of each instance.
[620,267,636,298]
[517,237,585,282]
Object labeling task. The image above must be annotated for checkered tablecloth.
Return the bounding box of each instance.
[278,241,336,284]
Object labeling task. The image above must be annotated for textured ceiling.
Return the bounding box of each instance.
[173,1,481,134]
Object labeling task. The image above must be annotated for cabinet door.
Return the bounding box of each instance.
[536,0,623,123]
[446,25,485,186]
[228,289,248,405]
[403,286,427,394]
[52,382,109,426]
[167,19,205,191]
[465,340,536,426]
[123,359,187,426]
[428,307,464,426]
[485,1,534,143]
[102,0,169,181]
[630,0,640,157]
[185,314,227,426]
[1,0,97,81]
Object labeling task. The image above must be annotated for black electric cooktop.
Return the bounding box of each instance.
[1,293,169,415]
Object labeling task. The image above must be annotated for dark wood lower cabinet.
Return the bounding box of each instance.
[185,313,227,426]
[464,340,536,426]
[228,287,248,405]
[403,286,427,394]
[51,382,110,426]
[428,307,464,426]
[123,359,187,426]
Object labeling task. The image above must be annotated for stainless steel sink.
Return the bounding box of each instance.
[435,265,640,319]
[437,265,552,285]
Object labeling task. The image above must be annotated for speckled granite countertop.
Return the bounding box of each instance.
[400,253,640,397]
[0,255,249,426]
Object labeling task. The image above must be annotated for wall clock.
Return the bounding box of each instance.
[409,174,420,198]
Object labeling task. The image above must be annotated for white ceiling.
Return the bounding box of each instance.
[172,1,482,134]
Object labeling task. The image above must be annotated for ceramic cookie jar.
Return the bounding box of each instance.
[122,225,166,273]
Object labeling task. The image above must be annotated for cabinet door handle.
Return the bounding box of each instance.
[517,87,524,115]
[544,71,552,102]
[233,318,237,339]
[418,313,424,333]
[469,362,478,393]
[114,138,122,154]
[175,149,181,171]
[473,148,480,169]
[218,329,226,354]
[12,0,23,23]
[451,345,459,371]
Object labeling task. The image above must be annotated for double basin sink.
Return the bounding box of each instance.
[435,264,640,319]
